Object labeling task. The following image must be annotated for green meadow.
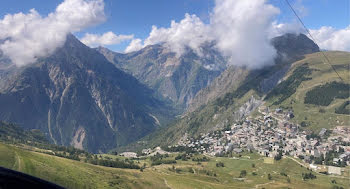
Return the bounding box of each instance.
[266,51,350,132]
[0,143,349,189]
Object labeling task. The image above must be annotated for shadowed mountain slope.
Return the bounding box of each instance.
[97,42,227,110]
[0,35,175,153]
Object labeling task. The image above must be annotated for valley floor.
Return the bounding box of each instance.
[0,143,349,189]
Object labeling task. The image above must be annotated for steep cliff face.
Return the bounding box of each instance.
[97,43,227,110]
[0,35,173,153]
[187,66,250,112]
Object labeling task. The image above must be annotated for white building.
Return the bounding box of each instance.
[328,166,341,175]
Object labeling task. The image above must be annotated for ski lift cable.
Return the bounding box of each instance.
[284,0,344,81]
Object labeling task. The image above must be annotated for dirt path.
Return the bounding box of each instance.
[285,156,306,168]
[163,178,173,189]
[325,100,346,109]
[14,151,23,172]
[254,180,275,189]
[295,83,322,101]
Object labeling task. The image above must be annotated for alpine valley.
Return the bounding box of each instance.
[0,32,349,154]
[0,32,350,189]
[1,0,350,188]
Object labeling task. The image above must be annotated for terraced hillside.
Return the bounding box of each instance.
[0,143,348,189]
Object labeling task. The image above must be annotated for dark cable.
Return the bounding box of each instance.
[284,0,344,81]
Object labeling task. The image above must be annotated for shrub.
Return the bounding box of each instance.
[175,153,189,161]
[319,108,326,113]
[240,170,247,178]
[300,121,308,127]
[151,160,177,166]
[88,158,140,169]
[274,151,283,161]
[302,172,316,180]
[216,162,225,167]
[192,156,210,162]
[267,173,272,180]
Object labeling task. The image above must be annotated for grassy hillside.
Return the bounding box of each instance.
[120,51,349,152]
[265,51,350,132]
[0,143,167,188]
[0,143,349,189]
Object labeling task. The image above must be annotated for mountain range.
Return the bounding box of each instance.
[0,35,174,153]
[0,32,348,153]
[97,42,226,110]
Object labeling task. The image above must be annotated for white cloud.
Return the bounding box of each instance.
[270,21,304,38]
[81,31,134,47]
[310,26,350,51]
[125,0,284,68]
[293,0,308,18]
[210,0,280,68]
[124,38,143,53]
[125,0,350,67]
[125,13,211,55]
[0,0,105,66]
[143,14,211,56]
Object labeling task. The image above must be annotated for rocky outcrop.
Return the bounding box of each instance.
[233,96,262,121]
[187,66,250,112]
[272,33,320,63]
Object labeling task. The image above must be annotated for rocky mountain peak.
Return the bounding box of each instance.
[272,33,320,62]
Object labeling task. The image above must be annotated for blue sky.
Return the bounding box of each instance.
[0,0,349,52]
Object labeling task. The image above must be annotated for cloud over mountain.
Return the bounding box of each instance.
[125,0,288,68]
[125,0,350,67]
[210,0,280,68]
[144,14,211,56]
[81,31,134,47]
[124,38,143,53]
[0,0,105,66]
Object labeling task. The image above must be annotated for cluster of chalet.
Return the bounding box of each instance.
[172,106,350,171]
